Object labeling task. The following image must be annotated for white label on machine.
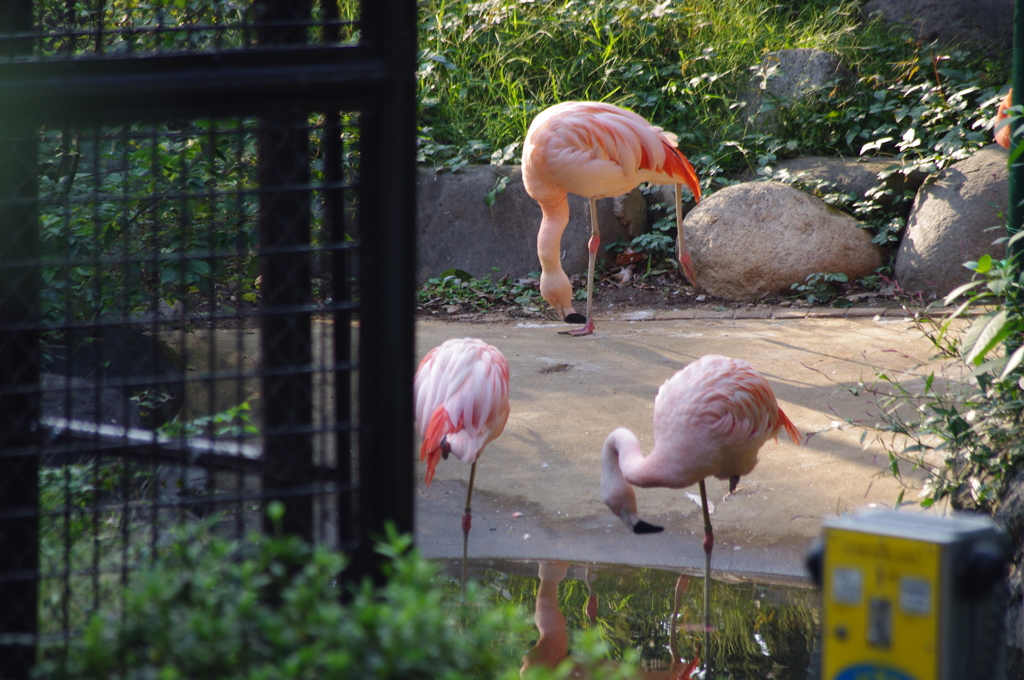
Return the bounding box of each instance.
[832,567,863,605]
[899,577,931,615]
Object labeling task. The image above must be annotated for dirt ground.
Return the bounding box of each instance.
[412,294,955,580]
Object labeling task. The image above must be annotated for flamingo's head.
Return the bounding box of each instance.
[540,268,585,324]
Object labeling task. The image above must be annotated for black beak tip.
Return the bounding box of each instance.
[632,520,664,535]
[564,312,587,324]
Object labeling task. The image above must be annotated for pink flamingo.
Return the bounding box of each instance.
[415,337,510,594]
[600,354,802,660]
[995,89,1013,149]
[522,101,702,336]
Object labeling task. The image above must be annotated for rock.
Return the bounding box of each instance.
[739,49,854,133]
[862,0,1013,58]
[894,145,1008,298]
[766,156,928,217]
[40,373,143,429]
[612,190,648,240]
[42,327,185,428]
[416,166,641,283]
[682,181,885,301]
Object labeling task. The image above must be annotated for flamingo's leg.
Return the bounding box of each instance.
[560,197,598,336]
[461,460,478,600]
[675,183,697,286]
[699,479,713,669]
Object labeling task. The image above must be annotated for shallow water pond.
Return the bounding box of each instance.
[436,558,821,679]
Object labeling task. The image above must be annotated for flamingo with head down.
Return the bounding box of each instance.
[600,354,802,656]
[522,101,702,336]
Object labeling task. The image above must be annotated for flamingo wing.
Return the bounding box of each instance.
[414,338,511,485]
[648,355,800,487]
[523,101,701,203]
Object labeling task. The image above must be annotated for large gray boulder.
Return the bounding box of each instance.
[863,0,1013,57]
[894,145,1008,298]
[416,166,644,283]
[682,181,885,301]
[740,49,854,133]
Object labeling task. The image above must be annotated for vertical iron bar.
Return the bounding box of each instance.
[256,0,314,540]
[0,127,40,680]
[0,5,40,678]
[324,116,352,550]
[320,0,354,558]
[356,0,417,584]
[258,115,314,540]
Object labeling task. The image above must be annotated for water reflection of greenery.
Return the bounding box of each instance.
[445,560,820,679]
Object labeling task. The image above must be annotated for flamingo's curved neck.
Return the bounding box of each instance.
[601,428,649,500]
[536,197,570,271]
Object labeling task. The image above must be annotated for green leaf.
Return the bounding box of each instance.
[975,254,993,273]
[1000,344,1024,380]
[963,311,1015,365]
[188,259,212,276]
[942,279,984,305]
[438,268,473,282]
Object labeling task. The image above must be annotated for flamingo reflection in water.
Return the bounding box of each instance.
[520,561,699,679]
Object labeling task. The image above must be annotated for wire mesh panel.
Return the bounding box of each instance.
[0,1,416,677]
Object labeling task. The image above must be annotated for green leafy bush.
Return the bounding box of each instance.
[790,271,850,306]
[36,513,635,680]
[866,235,1024,511]
[417,268,544,313]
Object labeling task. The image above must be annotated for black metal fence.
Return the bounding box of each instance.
[0,1,416,677]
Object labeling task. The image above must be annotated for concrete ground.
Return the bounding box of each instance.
[414,307,954,581]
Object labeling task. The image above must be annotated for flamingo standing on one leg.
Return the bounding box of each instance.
[415,337,510,596]
[600,354,802,668]
[995,88,1013,149]
[522,101,702,336]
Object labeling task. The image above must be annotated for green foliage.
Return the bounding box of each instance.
[38,459,157,636]
[416,0,1006,266]
[867,236,1024,511]
[159,401,260,439]
[37,121,261,324]
[417,0,873,171]
[790,271,851,306]
[37,520,546,680]
[418,268,544,313]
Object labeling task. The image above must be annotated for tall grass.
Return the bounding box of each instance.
[417,0,1006,181]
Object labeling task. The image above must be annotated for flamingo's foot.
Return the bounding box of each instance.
[461,512,472,534]
[559,318,595,336]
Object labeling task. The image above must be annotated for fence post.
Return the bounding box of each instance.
[255,0,315,540]
[356,0,417,584]
[0,3,40,678]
